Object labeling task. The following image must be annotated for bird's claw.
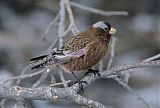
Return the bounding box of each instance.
[75,80,88,91]
[85,69,100,77]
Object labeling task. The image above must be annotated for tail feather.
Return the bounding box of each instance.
[31,61,48,70]
[30,55,47,61]
[30,50,64,62]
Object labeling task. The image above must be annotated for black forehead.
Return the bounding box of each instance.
[104,22,111,30]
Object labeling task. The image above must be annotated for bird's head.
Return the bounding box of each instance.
[92,21,116,35]
[92,21,116,42]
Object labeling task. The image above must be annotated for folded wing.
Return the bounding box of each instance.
[30,47,87,70]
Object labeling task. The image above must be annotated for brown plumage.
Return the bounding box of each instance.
[30,21,116,73]
[61,28,109,72]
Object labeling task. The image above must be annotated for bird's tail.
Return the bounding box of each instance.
[30,51,63,70]
[31,60,49,70]
[30,55,48,61]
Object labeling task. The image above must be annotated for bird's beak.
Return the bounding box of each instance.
[109,27,116,34]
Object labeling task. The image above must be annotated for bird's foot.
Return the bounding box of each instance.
[72,72,87,91]
[85,69,100,77]
[75,80,88,91]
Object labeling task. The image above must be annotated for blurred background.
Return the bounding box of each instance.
[0,0,160,108]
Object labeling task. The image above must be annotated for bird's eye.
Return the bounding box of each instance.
[104,28,108,31]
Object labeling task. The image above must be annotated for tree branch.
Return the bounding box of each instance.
[58,0,68,88]
[107,37,117,69]
[70,1,128,16]
[0,85,106,108]
[32,68,51,88]
[41,12,60,41]
[0,60,159,107]
[64,0,79,34]
[3,69,45,84]
[70,60,160,92]
[143,53,160,62]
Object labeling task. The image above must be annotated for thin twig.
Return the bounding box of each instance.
[50,71,56,84]
[43,37,59,54]
[99,37,117,71]
[99,59,104,71]
[59,69,68,87]
[136,94,152,108]
[32,68,51,88]
[143,53,160,62]
[113,74,151,108]
[105,60,160,77]
[62,24,72,37]
[107,37,117,69]
[16,65,30,85]
[71,1,128,16]
[58,0,65,46]
[64,0,79,34]
[41,12,60,41]
[58,0,68,88]
[49,80,71,86]
[4,69,45,83]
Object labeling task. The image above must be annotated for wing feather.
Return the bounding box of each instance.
[30,47,87,70]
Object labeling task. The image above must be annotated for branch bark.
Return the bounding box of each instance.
[0,60,160,107]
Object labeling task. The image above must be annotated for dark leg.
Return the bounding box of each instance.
[71,72,87,91]
[85,69,100,77]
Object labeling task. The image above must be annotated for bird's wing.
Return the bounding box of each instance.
[30,47,88,70]
[51,40,101,64]
[53,47,87,63]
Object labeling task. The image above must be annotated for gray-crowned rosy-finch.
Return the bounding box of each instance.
[30,21,116,90]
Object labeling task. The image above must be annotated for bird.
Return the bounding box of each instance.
[30,21,116,90]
